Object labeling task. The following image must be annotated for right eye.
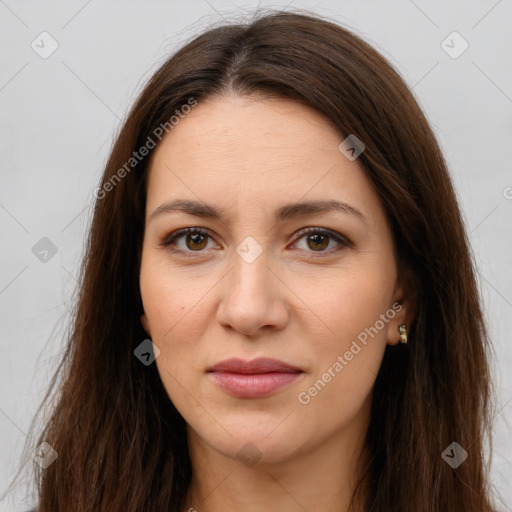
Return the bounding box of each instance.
[159,227,218,255]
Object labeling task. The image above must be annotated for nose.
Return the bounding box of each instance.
[216,240,289,337]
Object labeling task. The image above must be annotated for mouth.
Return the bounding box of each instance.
[206,357,304,399]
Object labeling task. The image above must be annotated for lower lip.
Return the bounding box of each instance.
[208,371,303,398]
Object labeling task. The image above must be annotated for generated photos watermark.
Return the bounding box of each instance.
[297,302,402,405]
[94,97,198,200]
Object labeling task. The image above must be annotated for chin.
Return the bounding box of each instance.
[189,414,308,467]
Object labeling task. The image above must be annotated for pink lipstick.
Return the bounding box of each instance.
[207,357,304,398]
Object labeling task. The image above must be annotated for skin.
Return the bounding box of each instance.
[139,94,413,512]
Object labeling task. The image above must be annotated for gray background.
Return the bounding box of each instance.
[1,0,511,510]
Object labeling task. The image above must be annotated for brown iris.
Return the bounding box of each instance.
[186,232,208,250]
[306,233,329,251]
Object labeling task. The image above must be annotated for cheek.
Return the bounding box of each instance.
[293,258,395,418]
[139,251,212,340]
[139,253,216,404]
[295,303,388,443]
[293,258,395,350]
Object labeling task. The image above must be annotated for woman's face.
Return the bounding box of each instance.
[140,94,409,465]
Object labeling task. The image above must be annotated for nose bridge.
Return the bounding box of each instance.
[230,234,272,302]
[217,234,287,335]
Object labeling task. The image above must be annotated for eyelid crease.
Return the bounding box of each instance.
[158,226,352,256]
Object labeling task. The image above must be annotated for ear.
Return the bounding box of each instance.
[386,277,416,346]
[140,313,151,337]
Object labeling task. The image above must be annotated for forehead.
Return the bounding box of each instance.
[145,94,381,225]
[150,94,343,165]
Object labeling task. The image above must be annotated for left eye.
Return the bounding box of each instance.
[292,227,349,254]
[160,227,350,256]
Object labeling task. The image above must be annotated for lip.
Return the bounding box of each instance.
[207,357,304,398]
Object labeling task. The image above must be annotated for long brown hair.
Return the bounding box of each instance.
[6,9,499,511]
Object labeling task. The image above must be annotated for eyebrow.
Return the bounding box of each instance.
[149,199,368,224]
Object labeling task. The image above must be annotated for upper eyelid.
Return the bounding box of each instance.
[162,226,351,249]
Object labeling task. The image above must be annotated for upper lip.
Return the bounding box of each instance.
[207,357,303,374]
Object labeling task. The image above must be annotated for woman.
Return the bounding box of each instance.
[10,9,499,512]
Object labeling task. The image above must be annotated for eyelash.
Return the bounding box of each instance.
[158,226,351,258]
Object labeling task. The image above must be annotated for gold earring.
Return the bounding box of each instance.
[399,324,408,344]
